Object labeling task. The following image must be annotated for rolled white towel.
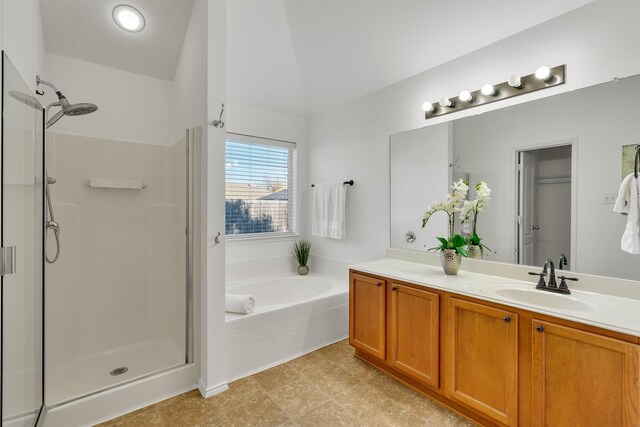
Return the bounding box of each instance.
[225,294,255,314]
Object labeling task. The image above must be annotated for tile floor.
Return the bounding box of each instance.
[98,339,478,427]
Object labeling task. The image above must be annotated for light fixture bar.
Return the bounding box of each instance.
[424,65,565,120]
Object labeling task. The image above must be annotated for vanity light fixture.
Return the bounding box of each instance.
[459,90,474,103]
[535,65,552,81]
[113,5,145,33]
[481,84,497,96]
[508,74,523,89]
[423,64,565,120]
[439,97,454,108]
[422,101,435,112]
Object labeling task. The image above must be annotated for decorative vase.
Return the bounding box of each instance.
[440,249,461,275]
[297,265,309,276]
[466,245,483,260]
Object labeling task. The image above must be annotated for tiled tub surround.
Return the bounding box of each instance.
[45,132,188,404]
[224,272,348,381]
[99,339,475,427]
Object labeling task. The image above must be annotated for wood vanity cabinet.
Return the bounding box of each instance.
[389,283,440,388]
[349,273,386,360]
[446,298,518,427]
[349,269,640,427]
[531,320,640,427]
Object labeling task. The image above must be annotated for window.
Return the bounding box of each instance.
[225,134,296,237]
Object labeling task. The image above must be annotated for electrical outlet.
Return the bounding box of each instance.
[602,193,617,204]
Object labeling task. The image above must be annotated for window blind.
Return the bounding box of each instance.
[225,135,296,236]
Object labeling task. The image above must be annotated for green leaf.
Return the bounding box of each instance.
[436,237,448,247]
[450,234,466,247]
[457,247,469,257]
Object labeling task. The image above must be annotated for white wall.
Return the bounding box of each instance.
[42,53,174,145]
[306,0,640,265]
[0,0,45,92]
[201,0,228,396]
[224,102,308,268]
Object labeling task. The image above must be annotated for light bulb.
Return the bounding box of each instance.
[113,5,145,32]
[439,97,453,108]
[508,74,522,88]
[481,84,496,96]
[459,90,473,103]
[422,101,435,112]
[535,66,552,81]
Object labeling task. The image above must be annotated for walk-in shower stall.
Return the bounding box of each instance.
[2,55,197,427]
[44,126,196,406]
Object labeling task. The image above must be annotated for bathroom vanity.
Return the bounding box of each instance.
[348,258,640,427]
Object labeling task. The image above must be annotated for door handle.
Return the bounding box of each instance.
[532,225,540,230]
[1,246,17,276]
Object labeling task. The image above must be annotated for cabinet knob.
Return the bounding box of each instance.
[376,282,382,287]
[391,286,397,292]
[536,325,544,333]
[503,316,511,323]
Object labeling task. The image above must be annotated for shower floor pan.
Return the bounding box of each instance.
[46,340,184,406]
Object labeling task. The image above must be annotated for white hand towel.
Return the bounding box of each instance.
[620,176,640,254]
[312,182,347,239]
[613,173,634,213]
[225,294,255,314]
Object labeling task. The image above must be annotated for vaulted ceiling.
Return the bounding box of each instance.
[228,0,595,117]
[40,0,595,115]
[40,0,194,81]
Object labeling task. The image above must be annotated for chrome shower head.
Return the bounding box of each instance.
[37,75,98,129]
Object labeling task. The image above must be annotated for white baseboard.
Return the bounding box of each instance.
[198,379,229,398]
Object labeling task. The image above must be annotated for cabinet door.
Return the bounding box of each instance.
[349,273,386,360]
[532,320,640,427]
[389,283,439,388]
[447,298,518,427]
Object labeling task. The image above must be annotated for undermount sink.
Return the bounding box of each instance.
[493,288,596,312]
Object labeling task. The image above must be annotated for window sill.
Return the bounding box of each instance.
[225,233,300,245]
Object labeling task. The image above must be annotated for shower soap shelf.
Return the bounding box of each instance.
[86,178,147,190]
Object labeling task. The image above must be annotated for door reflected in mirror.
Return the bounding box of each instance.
[390,74,640,281]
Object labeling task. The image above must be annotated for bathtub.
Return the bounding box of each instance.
[224,274,348,381]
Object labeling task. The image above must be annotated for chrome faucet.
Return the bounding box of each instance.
[559,253,568,270]
[528,258,577,294]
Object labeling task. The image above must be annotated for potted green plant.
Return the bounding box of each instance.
[460,181,495,259]
[421,180,469,275]
[292,240,311,275]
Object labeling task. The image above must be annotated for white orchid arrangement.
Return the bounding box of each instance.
[460,181,494,253]
[421,179,470,256]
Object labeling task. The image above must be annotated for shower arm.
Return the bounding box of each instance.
[36,75,60,93]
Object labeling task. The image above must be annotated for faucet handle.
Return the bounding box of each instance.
[557,275,577,294]
[528,271,547,287]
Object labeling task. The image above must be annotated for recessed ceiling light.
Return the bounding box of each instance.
[113,5,145,33]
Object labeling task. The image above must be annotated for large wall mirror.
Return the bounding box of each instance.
[390,74,640,281]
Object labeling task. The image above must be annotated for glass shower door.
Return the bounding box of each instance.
[1,52,45,426]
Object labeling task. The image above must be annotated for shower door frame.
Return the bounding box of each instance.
[0,50,47,427]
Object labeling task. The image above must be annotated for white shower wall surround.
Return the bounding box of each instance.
[45,132,187,405]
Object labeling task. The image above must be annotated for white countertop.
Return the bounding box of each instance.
[350,258,640,338]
